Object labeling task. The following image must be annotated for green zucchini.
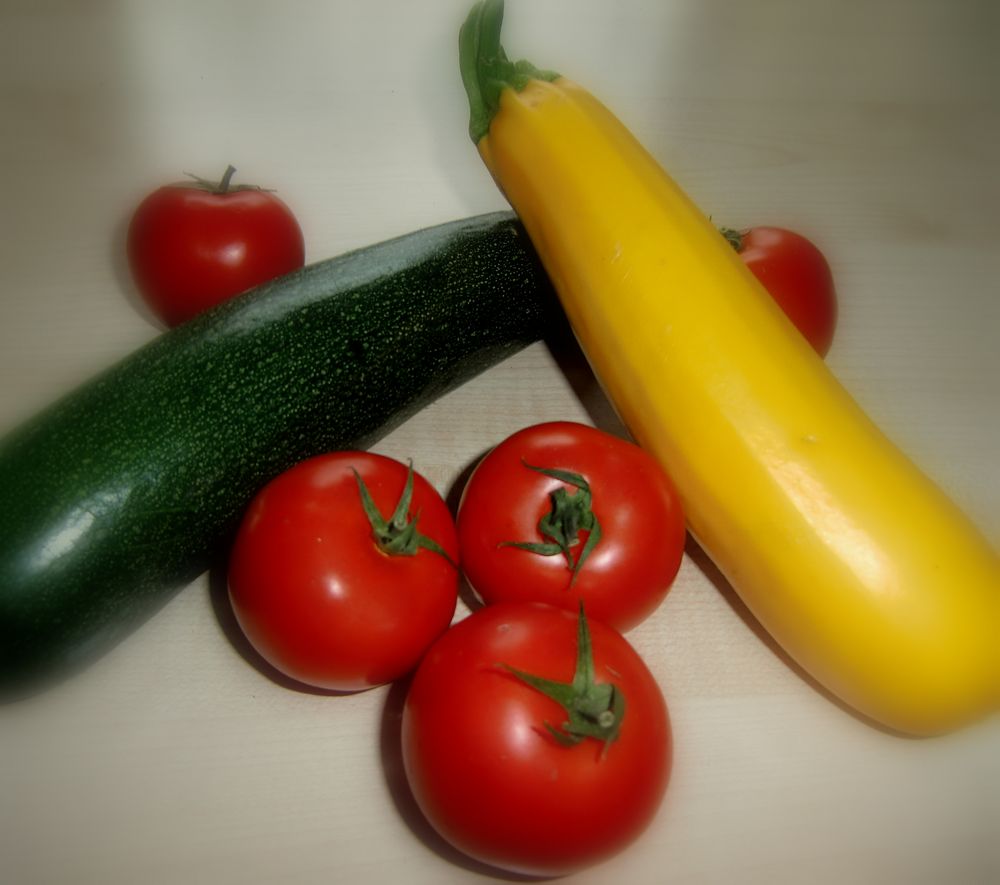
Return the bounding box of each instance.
[0,211,556,694]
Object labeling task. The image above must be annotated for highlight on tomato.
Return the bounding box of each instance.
[126,165,305,327]
[227,452,458,691]
[401,601,672,877]
[456,421,686,632]
[723,225,838,356]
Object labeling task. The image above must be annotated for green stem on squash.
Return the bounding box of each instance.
[459,0,559,143]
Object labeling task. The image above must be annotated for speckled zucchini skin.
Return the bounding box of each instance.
[0,212,556,693]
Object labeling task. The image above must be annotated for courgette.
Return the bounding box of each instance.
[0,211,556,694]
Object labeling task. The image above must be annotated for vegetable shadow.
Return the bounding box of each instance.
[0,589,182,705]
[379,676,549,883]
[443,451,490,616]
[206,551,356,698]
[682,536,914,739]
[541,320,631,441]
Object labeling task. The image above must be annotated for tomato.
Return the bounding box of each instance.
[227,452,458,691]
[456,421,685,632]
[725,226,838,356]
[126,165,305,327]
[401,602,671,877]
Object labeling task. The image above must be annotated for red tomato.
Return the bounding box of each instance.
[727,226,838,356]
[227,452,458,691]
[456,422,685,632]
[402,602,671,877]
[126,165,305,327]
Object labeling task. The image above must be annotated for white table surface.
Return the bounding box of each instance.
[1,1,998,883]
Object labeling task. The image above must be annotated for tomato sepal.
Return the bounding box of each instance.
[719,226,746,251]
[175,164,274,195]
[353,463,456,566]
[499,462,602,584]
[502,604,624,751]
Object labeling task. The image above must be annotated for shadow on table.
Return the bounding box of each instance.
[682,535,915,739]
[379,675,550,883]
[206,554,356,698]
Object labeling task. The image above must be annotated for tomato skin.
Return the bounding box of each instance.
[227,452,458,691]
[401,602,671,877]
[126,175,305,327]
[735,226,838,357]
[457,422,685,632]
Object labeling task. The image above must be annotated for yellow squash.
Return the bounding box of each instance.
[459,0,1000,735]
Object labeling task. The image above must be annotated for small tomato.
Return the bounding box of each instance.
[227,452,458,691]
[126,165,305,327]
[457,422,685,632]
[725,225,838,356]
[402,602,672,877]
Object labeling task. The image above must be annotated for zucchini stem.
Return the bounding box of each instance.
[459,0,559,143]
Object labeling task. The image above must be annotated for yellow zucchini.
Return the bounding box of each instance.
[459,0,1000,735]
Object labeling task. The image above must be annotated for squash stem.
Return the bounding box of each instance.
[459,0,559,143]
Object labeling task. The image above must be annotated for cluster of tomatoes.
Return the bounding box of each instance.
[226,423,683,877]
[124,168,837,877]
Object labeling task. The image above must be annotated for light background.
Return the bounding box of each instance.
[1,1,998,883]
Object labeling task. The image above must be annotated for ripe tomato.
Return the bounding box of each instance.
[126,165,305,327]
[725,226,838,356]
[456,421,685,632]
[227,452,458,691]
[402,602,671,877]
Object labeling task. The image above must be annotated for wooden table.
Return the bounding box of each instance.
[1,1,997,882]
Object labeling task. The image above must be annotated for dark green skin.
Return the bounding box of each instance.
[0,212,557,695]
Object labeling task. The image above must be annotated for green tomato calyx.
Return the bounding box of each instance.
[501,462,602,584]
[719,226,747,252]
[503,604,625,753]
[178,165,273,195]
[353,463,455,566]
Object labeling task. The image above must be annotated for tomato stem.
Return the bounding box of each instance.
[353,464,456,566]
[719,226,746,252]
[179,165,273,194]
[217,164,238,194]
[500,462,602,584]
[503,603,624,753]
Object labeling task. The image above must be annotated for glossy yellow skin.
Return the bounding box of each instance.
[479,77,1000,735]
